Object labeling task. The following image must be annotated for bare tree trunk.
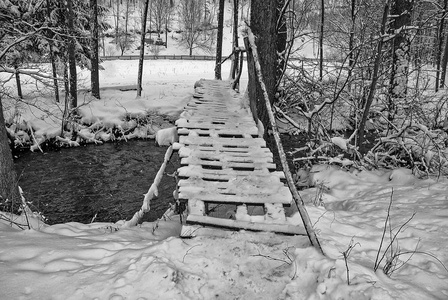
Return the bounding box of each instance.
[49,51,60,103]
[116,0,120,39]
[441,2,448,88]
[137,0,150,97]
[0,97,20,209]
[124,0,130,49]
[387,0,413,126]
[250,0,279,133]
[66,0,77,108]
[165,13,168,48]
[348,0,356,85]
[277,0,287,85]
[91,0,101,99]
[14,66,23,99]
[319,0,324,81]
[436,0,448,92]
[62,58,70,132]
[215,0,225,80]
[230,0,239,79]
[46,0,60,103]
[358,1,389,151]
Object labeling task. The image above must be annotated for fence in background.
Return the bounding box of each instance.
[99,55,312,62]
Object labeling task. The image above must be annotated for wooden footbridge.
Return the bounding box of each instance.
[173,79,305,236]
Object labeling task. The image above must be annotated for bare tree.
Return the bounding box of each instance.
[137,0,151,96]
[319,0,324,81]
[0,96,20,211]
[46,0,60,103]
[387,0,414,127]
[178,0,215,56]
[91,0,101,99]
[230,0,240,80]
[215,0,224,79]
[249,0,280,131]
[66,0,78,108]
[358,1,389,151]
[150,0,173,37]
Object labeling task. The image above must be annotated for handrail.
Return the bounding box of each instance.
[244,29,325,255]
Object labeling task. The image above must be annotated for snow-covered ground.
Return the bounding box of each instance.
[1,57,448,299]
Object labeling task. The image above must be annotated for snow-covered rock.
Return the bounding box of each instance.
[155,127,178,146]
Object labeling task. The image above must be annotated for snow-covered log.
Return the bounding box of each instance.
[246,28,324,255]
[120,145,174,228]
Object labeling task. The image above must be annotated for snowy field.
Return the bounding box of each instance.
[1,59,448,299]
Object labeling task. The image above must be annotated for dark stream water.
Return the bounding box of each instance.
[14,140,179,225]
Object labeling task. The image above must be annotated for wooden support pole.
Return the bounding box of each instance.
[246,29,324,255]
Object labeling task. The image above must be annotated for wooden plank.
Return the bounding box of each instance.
[176,119,258,132]
[180,157,277,170]
[177,124,247,131]
[186,215,306,235]
[178,165,275,177]
[178,178,287,190]
[179,189,292,205]
[178,147,273,159]
[180,154,273,164]
[179,136,266,147]
[179,172,272,182]
[177,128,258,136]
[181,119,256,127]
[177,127,258,136]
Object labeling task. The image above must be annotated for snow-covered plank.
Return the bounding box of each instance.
[180,192,291,204]
[178,147,273,159]
[186,215,305,235]
[179,136,266,147]
[177,126,258,136]
[176,120,258,132]
[180,153,273,164]
[177,128,258,136]
[178,177,287,190]
[180,156,276,170]
[178,187,292,204]
[178,165,278,178]
[181,119,256,127]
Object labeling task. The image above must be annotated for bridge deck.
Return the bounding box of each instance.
[174,79,305,236]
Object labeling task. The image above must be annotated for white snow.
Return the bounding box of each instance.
[1,51,448,300]
[331,136,348,151]
[1,162,448,299]
[155,127,178,146]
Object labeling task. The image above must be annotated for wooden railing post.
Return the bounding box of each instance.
[245,30,325,255]
[243,37,260,126]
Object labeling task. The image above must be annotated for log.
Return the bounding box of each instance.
[121,145,173,227]
[246,29,324,255]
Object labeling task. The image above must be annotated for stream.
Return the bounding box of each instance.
[14,140,179,225]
